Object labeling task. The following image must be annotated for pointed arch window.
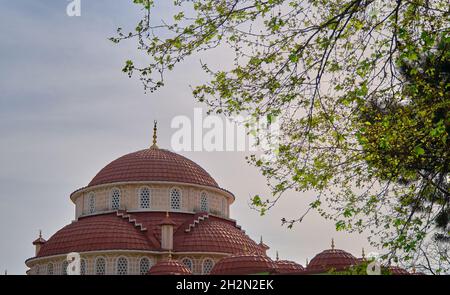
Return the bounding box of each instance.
[170,188,181,210]
[200,192,209,212]
[62,261,68,275]
[47,263,54,275]
[111,188,121,210]
[95,257,106,275]
[202,259,214,274]
[221,198,226,215]
[139,187,151,209]
[80,259,87,275]
[116,257,128,275]
[88,193,95,214]
[139,257,151,275]
[181,258,193,272]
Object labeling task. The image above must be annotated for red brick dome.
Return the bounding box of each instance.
[88,148,218,188]
[148,259,192,275]
[34,213,157,258]
[210,254,278,275]
[306,249,358,274]
[28,212,262,260]
[388,266,410,275]
[173,215,265,255]
[275,260,305,274]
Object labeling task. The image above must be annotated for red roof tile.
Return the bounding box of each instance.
[173,214,265,255]
[275,260,305,274]
[306,249,358,274]
[211,254,277,275]
[388,266,410,275]
[148,259,192,275]
[36,213,157,257]
[88,148,218,188]
[32,212,262,259]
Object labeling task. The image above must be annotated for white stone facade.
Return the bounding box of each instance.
[71,182,233,220]
[27,252,223,275]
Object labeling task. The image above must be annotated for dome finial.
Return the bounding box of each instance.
[362,247,365,259]
[151,120,158,149]
[276,251,279,261]
[331,238,335,250]
[39,229,42,239]
[306,258,309,266]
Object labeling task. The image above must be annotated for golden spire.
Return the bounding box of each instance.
[331,238,335,250]
[151,120,158,149]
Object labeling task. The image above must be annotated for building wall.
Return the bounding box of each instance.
[73,183,230,219]
[27,252,223,275]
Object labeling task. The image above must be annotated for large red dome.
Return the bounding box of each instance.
[28,212,262,259]
[33,213,157,258]
[148,259,192,275]
[88,148,218,188]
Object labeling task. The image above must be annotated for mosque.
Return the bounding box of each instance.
[24,123,411,275]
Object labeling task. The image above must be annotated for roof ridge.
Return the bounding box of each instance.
[233,221,245,234]
[116,211,147,232]
[184,212,209,233]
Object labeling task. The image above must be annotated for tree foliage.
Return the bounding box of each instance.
[111,0,450,273]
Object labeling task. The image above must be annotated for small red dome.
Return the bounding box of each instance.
[388,266,410,275]
[275,260,305,274]
[148,259,192,275]
[210,254,277,275]
[88,148,219,188]
[306,249,358,274]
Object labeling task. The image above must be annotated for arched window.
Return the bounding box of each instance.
[88,193,95,214]
[95,257,106,275]
[80,259,87,275]
[221,198,226,216]
[139,257,151,275]
[181,258,193,272]
[116,257,128,275]
[62,261,68,275]
[47,263,54,275]
[202,259,214,274]
[35,265,40,275]
[110,188,121,210]
[170,188,181,210]
[200,192,209,212]
[139,187,151,209]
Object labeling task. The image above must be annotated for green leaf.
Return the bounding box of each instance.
[414,146,425,156]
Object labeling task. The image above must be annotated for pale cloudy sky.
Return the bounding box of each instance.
[0,0,376,274]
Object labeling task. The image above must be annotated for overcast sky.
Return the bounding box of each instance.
[0,1,376,274]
